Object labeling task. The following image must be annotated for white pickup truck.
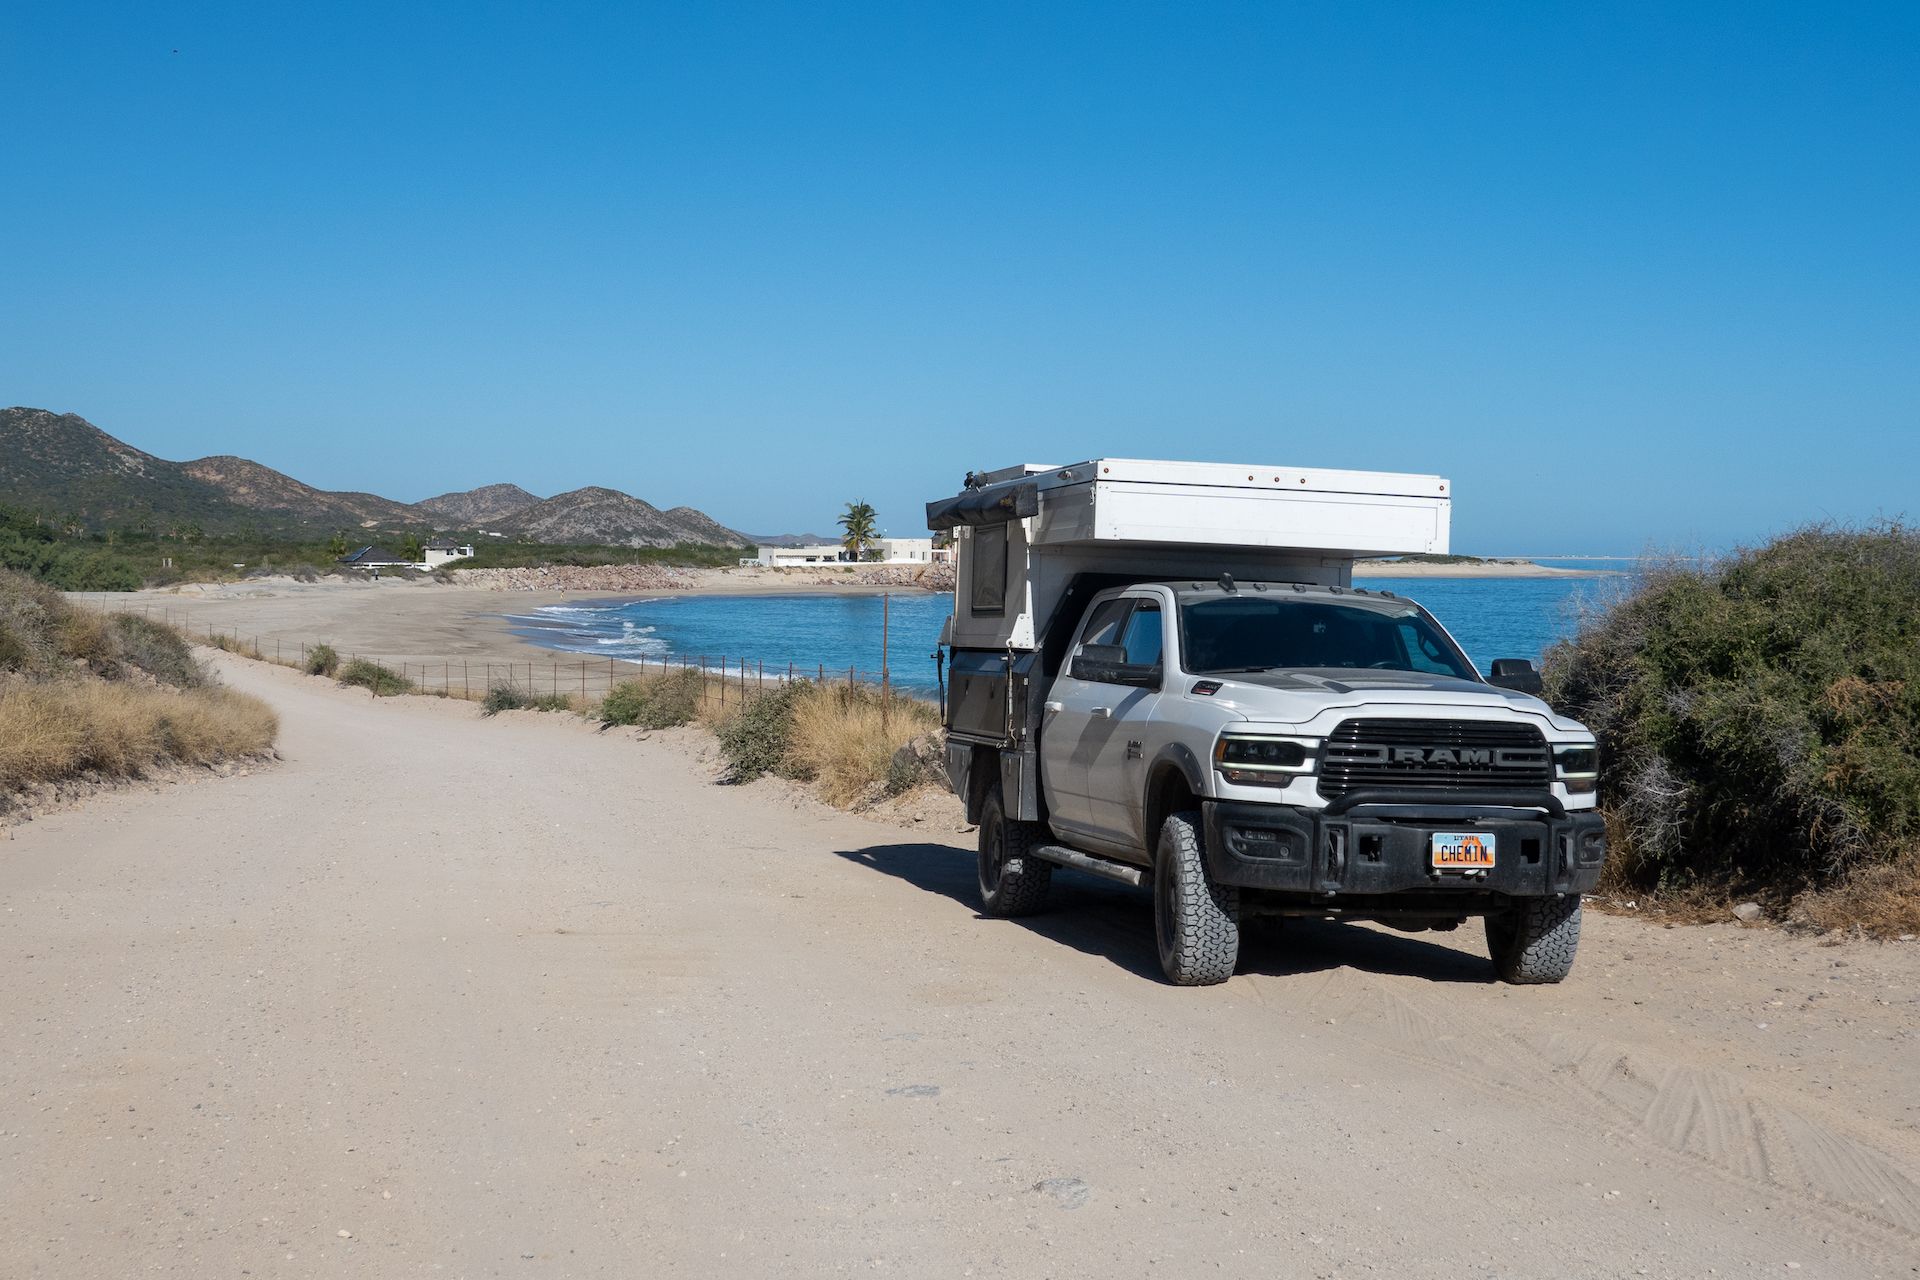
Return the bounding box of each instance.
[929,460,1605,986]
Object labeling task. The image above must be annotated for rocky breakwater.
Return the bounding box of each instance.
[452,565,700,592]
[803,564,955,591]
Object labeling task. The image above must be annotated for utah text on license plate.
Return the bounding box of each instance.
[1431,832,1496,870]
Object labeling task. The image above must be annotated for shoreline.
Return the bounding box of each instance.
[66,556,1614,682]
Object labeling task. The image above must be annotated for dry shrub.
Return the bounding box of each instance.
[108,613,206,687]
[0,681,277,793]
[785,683,940,807]
[1794,849,1920,937]
[0,571,67,676]
[58,608,117,671]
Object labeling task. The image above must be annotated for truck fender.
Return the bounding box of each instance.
[1141,743,1208,857]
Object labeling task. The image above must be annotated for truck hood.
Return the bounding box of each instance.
[1205,668,1584,731]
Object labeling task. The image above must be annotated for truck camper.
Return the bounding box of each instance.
[929,459,1604,985]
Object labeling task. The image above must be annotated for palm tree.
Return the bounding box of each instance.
[838,501,879,562]
[400,531,425,563]
[325,531,350,559]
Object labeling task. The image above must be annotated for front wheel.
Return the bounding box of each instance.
[977,784,1052,917]
[1154,811,1239,985]
[1485,895,1582,984]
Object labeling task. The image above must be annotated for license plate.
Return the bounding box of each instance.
[1431,831,1496,870]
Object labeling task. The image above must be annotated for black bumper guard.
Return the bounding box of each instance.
[1204,790,1606,898]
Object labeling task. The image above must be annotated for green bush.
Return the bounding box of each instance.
[304,643,341,676]
[482,682,573,715]
[598,668,705,729]
[0,532,143,591]
[1544,524,1920,897]
[337,658,414,697]
[715,681,808,782]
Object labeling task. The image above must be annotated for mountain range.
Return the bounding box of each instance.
[0,407,751,549]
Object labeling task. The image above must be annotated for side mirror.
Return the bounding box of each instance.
[1488,658,1544,695]
[1072,644,1161,688]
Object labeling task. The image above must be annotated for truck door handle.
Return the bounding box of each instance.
[1092,707,1112,718]
[1044,701,1064,713]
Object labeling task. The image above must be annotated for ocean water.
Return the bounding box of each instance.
[507,569,1633,695]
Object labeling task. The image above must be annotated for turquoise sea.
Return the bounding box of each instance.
[506,562,1639,695]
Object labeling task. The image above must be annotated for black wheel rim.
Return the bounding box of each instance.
[981,816,1003,896]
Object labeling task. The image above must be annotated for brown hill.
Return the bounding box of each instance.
[414,483,542,527]
[0,407,751,547]
[182,456,420,530]
[496,487,750,549]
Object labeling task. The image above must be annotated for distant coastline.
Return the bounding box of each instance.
[1354,558,1619,579]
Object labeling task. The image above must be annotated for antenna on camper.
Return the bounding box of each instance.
[1218,573,1236,593]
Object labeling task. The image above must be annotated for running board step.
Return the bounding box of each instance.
[1032,844,1146,887]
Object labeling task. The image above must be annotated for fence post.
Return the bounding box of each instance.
[881,592,891,728]
[464,661,470,698]
[581,661,586,700]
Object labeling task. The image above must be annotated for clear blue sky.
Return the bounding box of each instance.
[3,2,1914,552]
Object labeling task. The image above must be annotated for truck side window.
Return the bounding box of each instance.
[970,523,1008,615]
[1075,598,1134,654]
[1394,617,1463,676]
[1120,604,1162,668]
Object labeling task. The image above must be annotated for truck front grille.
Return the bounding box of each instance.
[1317,718,1551,799]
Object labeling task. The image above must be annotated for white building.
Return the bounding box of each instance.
[749,537,941,567]
[423,537,476,569]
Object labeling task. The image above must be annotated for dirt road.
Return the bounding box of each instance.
[4,657,1918,1277]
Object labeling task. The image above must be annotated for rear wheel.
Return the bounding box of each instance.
[1485,895,1582,984]
[1153,810,1239,985]
[977,785,1052,917]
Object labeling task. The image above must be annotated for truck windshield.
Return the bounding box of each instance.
[1179,596,1478,680]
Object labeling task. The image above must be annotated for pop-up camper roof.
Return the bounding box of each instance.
[928,458,1451,651]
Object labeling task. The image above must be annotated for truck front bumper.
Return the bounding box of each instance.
[1203,799,1607,898]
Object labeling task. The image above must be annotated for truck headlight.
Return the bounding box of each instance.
[1214,734,1314,786]
[1555,744,1599,794]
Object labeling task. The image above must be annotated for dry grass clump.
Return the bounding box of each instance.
[0,681,277,793]
[787,683,939,806]
[711,679,941,806]
[0,568,277,801]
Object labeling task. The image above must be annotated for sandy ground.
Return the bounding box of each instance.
[2,655,1918,1278]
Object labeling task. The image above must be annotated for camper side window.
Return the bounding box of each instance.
[970,523,1008,615]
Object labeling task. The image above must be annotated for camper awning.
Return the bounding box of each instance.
[925,483,1039,530]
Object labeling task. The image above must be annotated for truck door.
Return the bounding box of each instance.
[1040,596,1135,834]
[1081,599,1165,850]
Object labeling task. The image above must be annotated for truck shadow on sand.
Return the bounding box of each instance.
[838,843,1496,985]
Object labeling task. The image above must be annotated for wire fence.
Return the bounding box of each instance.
[72,596,932,709]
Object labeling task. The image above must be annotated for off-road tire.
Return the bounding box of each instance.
[1485,895,1582,984]
[1154,810,1239,986]
[978,785,1052,917]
